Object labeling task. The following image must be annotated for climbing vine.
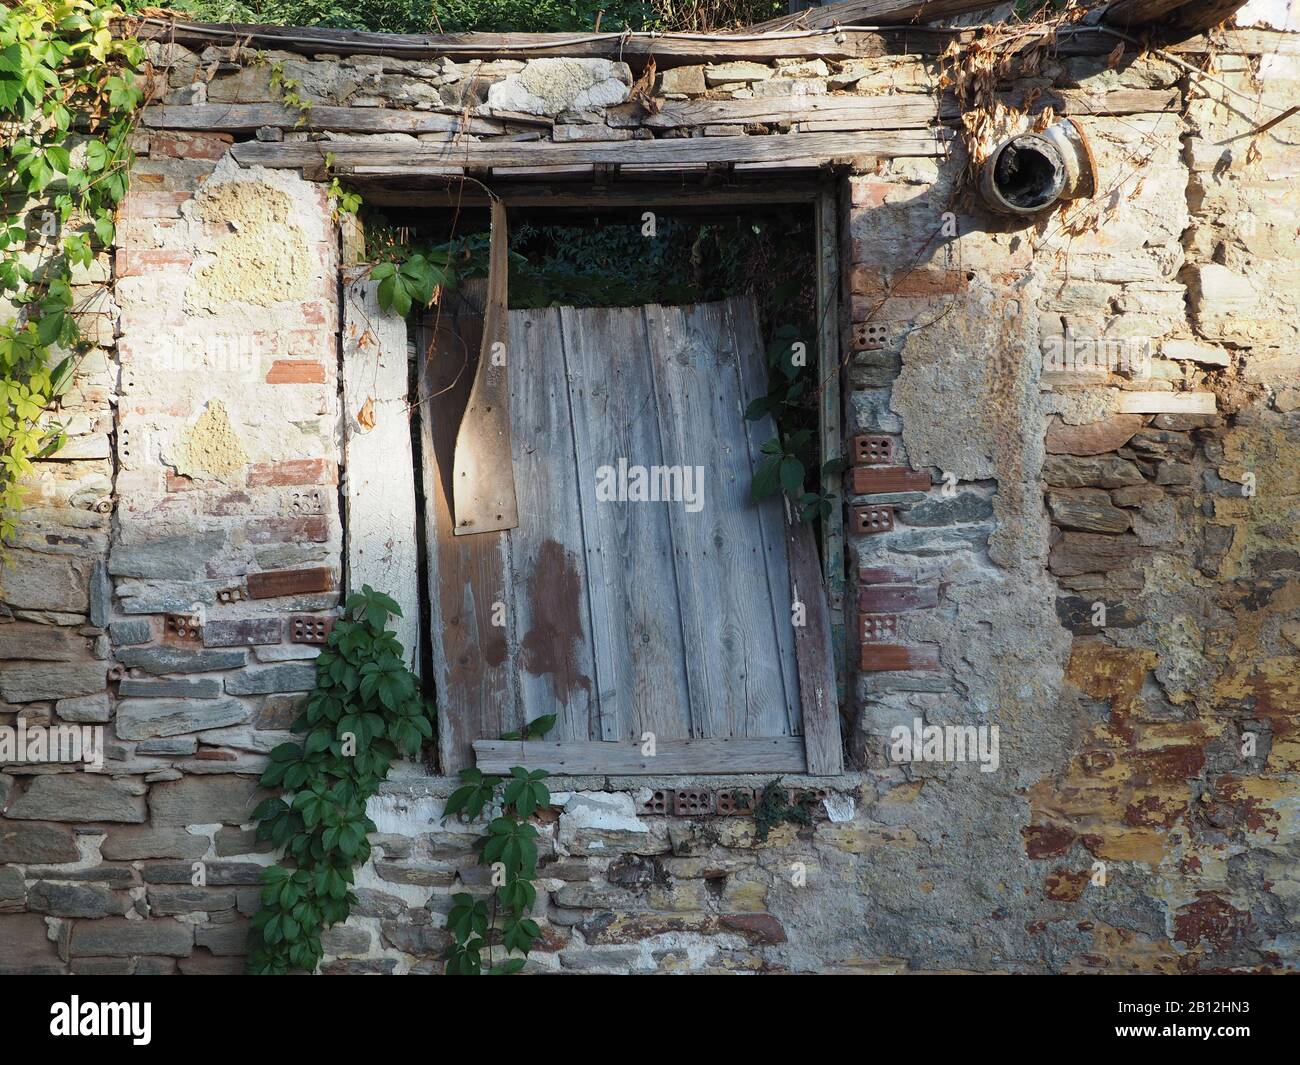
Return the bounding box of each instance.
[441,715,555,975]
[746,324,844,523]
[248,586,435,974]
[0,0,144,545]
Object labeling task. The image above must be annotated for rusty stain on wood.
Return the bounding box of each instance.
[521,539,593,704]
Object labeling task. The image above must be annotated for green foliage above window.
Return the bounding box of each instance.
[159,0,781,33]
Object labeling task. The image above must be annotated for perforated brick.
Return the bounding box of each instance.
[640,789,671,816]
[216,585,245,605]
[860,614,899,642]
[290,615,334,644]
[852,504,894,534]
[853,321,889,350]
[164,613,202,642]
[852,434,894,466]
[716,788,755,816]
[674,788,715,817]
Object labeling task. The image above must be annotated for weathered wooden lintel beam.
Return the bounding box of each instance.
[473,737,808,774]
[228,129,950,175]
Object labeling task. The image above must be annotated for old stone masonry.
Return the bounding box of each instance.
[1,4,1299,975]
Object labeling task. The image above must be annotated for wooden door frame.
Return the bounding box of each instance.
[396,178,847,776]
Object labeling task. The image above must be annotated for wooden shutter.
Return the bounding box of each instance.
[418,296,842,775]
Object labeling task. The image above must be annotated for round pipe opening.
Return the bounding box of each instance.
[981,134,1067,215]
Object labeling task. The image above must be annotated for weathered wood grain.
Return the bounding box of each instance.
[132,17,954,63]
[647,301,794,741]
[606,95,939,131]
[418,313,518,773]
[784,503,844,775]
[561,306,693,744]
[132,16,1299,65]
[473,737,807,774]
[728,299,803,739]
[744,0,1007,34]
[506,307,599,742]
[1103,0,1247,32]
[143,104,502,135]
[341,270,420,671]
[451,199,518,536]
[229,130,951,174]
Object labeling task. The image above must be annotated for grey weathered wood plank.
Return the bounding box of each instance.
[646,302,793,740]
[354,181,828,210]
[136,16,1297,64]
[341,271,420,672]
[744,0,1003,33]
[1102,0,1248,31]
[561,306,693,744]
[506,308,599,742]
[607,95,939,131]
[229,129,951,173]
[132,16,974,62]
[814,191,846,696]
[727,297,803,738]
[418,314,518,773]
[473,737,807,775]
[785,501,843,776]
[143,104,502,135]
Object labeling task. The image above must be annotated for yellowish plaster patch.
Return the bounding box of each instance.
[176,400,248,481]
[188,182,311,312]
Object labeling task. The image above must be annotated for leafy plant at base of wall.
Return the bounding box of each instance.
[441,716,554,975]
[247,586,435,974]
[0,1,144,545]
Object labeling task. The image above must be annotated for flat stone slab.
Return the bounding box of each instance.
[115,696,249,740]
[5,774,147,823]
[0,662,104,702]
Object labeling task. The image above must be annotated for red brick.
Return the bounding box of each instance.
[115,249,193,278]
[149,131,234,161]
[247,567,335,600]
[266,360,327,385]
[860,644,940,671]
[859,614,899,642]
[851,466,933,494]
[859,584,939,613]
[850,265,968,299]
[859,565,913,584]
[247,516,329,545]
[849,294,934,324]
[849,178,906,209]
[852,320,890,350]
[122,191,190,218]
[719,913,787,945]
[851,504,894,534]
[851,434,895,465]
[247,459,338,488]
[298,302,332,326]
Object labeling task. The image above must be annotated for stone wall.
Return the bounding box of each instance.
[1,23,1297,974]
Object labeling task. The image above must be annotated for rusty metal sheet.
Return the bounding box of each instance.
[451,198,519,536]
